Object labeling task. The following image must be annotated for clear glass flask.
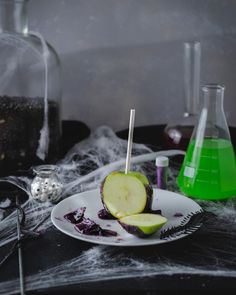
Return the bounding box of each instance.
[178,84,236,200]
[0,0,61,176]
[164,41,201,150]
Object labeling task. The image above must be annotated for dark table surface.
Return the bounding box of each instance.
[1,122,236,295]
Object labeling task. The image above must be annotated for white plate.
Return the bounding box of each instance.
[51,188,202,246]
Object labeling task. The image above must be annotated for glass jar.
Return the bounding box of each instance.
[31,165,63,203]
[0,0,61,176]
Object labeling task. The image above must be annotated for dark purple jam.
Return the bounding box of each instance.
[75,218,117,237]
[174,212,184,217]
[100,228,118,237]
[150,209,162,215]
[116,238,124,242]
[98,208,116,220]
[64,207,118,237]
[64,207,86,224]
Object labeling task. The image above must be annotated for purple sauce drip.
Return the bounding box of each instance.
[101,228,118,237]
[98,204,162,219]
[150,209,162,215]
[98,209,116,220]
[174,212,184,217]
[63,207,118,237]
[64,207,86,224]
[75,218,117,237]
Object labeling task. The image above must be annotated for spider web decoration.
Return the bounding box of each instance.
[1,126,236,294]
[0,126,184,248]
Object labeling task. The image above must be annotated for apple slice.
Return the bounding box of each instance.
[101,172,148,218]
[127,172,153,212]
[119,213,167,238]
[127,171,149,186]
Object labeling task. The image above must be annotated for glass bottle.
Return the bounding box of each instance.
[178,84,236,200]
[164,41,201,150]
[0,0,61,176]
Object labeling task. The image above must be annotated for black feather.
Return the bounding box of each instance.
[160,210,206,240]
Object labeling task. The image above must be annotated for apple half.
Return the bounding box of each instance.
[119,213,167,238]
[101,171,152,218]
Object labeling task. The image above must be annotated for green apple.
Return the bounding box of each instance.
[101,171,150,218]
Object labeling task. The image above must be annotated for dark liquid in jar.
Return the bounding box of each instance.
[0,96,61,176]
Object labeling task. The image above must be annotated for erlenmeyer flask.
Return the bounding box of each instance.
[164,41,201,150]
[178,84,236,200]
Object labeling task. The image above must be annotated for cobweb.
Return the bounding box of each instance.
[0,126,184,248]
[1,244,236,295]
[2,126,236,294]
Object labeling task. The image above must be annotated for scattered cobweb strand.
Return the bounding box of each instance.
[0,126,184,248]
[30,31,50,161]
[1,126,236,292]
[1,243,236,295]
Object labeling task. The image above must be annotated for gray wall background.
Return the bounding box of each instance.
[29,0,236,131]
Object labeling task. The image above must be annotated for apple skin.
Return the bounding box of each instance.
[118,221,148,238]
[118,221,163,238]
[143,184,153,213]
[118,214,167,238]
[100,171,153,217]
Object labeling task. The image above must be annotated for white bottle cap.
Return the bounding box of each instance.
[155,156,169,167]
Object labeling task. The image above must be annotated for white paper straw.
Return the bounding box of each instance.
[125,109,135,174]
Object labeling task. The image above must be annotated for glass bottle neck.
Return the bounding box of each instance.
[33,165,58,178]
[0,0,28,34]
[197,84,231,141]
[184,41,201,116]
[202,84,224,117]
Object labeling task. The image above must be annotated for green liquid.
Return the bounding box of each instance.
[178,139,236,200]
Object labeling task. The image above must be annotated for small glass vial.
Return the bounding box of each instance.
[155,156,169,189]
[31,165,63,203]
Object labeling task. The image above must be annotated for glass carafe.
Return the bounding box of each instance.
[178,84,236,200]
[164,41,201,150]
[0,0,61,176]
